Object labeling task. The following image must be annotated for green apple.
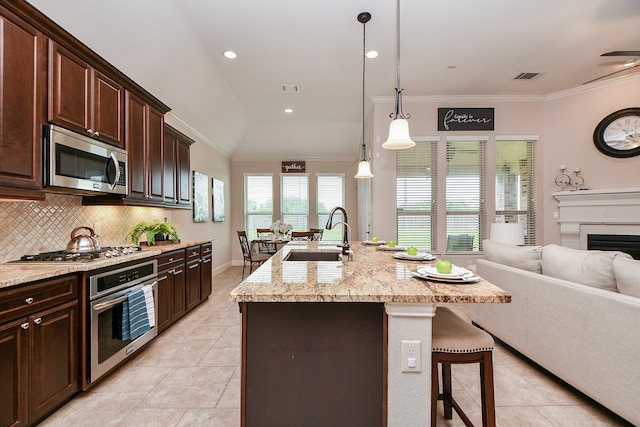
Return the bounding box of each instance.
[387,240,396,248]
[435,260,452,274]
[371,236,378,242]
[407,246,418,256]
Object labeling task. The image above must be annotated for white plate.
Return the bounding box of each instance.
[392,252,436,261]
[363,240,386,245]
[418,265,473,279]
[411,271,481,284]
[377,245,406,251]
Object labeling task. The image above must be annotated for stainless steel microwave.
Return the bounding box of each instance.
[43,125,128,195]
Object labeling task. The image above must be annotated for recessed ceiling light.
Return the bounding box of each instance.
[623,59,636,67]
[223,50,237,59]
[284,108,293,114]
[366,50,378,59]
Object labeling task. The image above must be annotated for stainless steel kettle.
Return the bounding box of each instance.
[66,226,101,253]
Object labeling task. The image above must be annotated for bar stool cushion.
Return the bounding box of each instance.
[432,307,494,353]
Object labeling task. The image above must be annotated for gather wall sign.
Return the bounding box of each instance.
[282,161,306,173]
[437,108,495,131]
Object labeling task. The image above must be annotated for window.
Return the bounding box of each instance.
[495,140,537,245]
[317,174,345,241]
[446,139,486,252]
[281,174,309,231]
[244,174,273,240]
[396,141,438,251]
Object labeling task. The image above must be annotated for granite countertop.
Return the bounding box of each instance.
[0,238,214,290]
[229,241,511,304]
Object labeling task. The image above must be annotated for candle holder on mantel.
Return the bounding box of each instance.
[555,165,585,191]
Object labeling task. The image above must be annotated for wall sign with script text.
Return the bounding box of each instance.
[438,108,495,131]
[282,161,306,173]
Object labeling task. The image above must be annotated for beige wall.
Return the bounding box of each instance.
[541,76,640,245]
[230,160,359,264]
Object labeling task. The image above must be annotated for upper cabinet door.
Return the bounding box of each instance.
[49,41,90,133]
[49,41,124,148]
[93,71,124,148]
[0,6,46,200]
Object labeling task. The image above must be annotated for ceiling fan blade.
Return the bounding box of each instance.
[583,64,640,84]
[601,51,640,57]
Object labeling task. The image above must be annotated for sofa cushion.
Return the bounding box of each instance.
[541,244,632,293]
[482,239,542,273]
[613,256,640,298]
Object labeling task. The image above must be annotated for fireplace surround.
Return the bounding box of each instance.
[554,188,640,257]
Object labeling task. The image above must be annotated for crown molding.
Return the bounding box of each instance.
[544,73,640,101]
[164,112,232,159]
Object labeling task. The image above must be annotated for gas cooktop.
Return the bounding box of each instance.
[17,246,143,262]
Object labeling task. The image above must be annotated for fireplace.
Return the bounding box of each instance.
[554,188,640,252]
[587,234,640,259]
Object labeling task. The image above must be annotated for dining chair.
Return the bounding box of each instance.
[310,228,324,241]
[237,230,270,279]
[256,228,277,254]
[291,231,315,241]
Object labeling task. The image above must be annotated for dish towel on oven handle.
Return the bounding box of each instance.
[142,284,156,328]
[121,288,150,340]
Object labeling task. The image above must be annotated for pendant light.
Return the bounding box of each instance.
[382,0,415,150]
[355,12,374,179]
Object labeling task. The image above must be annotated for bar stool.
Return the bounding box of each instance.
[431,306,496,427]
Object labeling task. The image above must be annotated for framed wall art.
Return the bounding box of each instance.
[192,171,209,222]
[212,177,225,222]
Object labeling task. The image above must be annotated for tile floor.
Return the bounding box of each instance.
[40,267,632,426]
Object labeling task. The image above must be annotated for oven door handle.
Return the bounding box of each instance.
[93,294,129,311]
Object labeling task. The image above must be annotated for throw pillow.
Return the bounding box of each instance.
[482,239,542,273]
[613,256,640,298]
[541,244,632,293]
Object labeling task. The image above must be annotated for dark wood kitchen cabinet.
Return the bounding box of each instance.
[185,245,202,312]
[200,243,213,299]
[125,91,165,203]
[48,41,124,148]
[0,275,80,427]
[156,250,187,333]
[0,6,46,201]
[163,124,193,208]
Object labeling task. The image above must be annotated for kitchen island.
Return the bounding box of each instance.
[230,241,510,427]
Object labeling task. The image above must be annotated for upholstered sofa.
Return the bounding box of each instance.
[470,241,640,425]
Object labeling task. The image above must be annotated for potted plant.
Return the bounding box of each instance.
[127,220,179,246]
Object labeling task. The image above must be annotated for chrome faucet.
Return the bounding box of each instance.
[325,206,351,256]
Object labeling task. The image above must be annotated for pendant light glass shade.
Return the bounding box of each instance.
[382,118,415,149]
[383,0,414,150]
[355,160,374,179]
[355,12,374,179]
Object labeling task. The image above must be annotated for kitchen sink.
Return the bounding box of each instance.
[283,251,342,262]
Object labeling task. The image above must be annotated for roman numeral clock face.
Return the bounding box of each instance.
[593,108,640,158]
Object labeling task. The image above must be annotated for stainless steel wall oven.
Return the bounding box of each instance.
[88,259,158,383]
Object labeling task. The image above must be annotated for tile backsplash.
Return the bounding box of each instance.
[0,193,166,263]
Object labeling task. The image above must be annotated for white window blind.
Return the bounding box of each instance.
[396,141,438,251]
[495,140,537,245]
[244,174,273,240]
[445,139,486,252]
[281,174,309,231]
[317,174,345,241]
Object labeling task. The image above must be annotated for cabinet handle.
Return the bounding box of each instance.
[34,318,42,325]
[203,258,211,264]
[21,322,29,330]
[174,269,183,275]
[25,297,34,304]
[94,131,100,137]
[168,257,174,262]
[189,263,198,269]
[87,128,93,134]
[168,268,175,274]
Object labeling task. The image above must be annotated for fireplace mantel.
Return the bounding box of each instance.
[554,188,640,249]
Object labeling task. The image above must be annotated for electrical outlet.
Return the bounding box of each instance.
[401,340,421,373]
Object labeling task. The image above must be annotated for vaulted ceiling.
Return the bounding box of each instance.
[28,0,640,161]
